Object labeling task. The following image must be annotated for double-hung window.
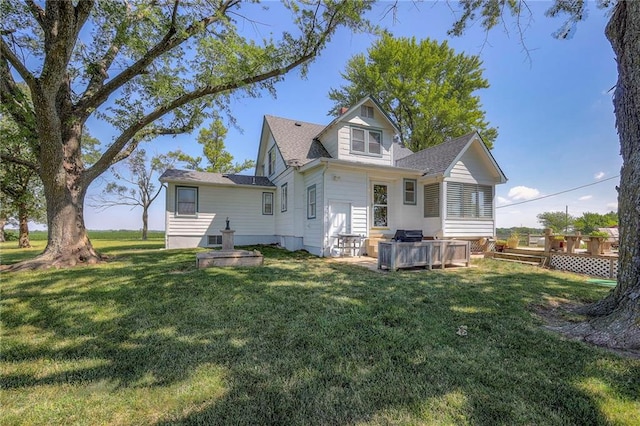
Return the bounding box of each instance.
[281,183,288,212]
[268,147,276,176]
[372,184,388,227]
[403,179,417,205]
[262,192,274,215]
[446,182,493,219]
[351,127,382,156]
[176,186,197,215]
[307,185,316,219]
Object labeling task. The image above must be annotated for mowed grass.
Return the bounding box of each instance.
[1,239,638,425]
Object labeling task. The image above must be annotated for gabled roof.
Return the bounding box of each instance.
[396,132,476,174]
[263,115,330,166]
[315,95,400,141]
[396,132,507,183]
[160,169,275,187]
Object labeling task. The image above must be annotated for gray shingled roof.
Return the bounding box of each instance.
[393,142,414,163]
[264,115,330,165]
[395,132,477,175]
[160,169,275,187]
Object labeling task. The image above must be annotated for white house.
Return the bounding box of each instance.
[160,96,507,256]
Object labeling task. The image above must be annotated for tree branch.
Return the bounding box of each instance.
[0,38,37,87]
[25,0,45,28]
[76,0,238,116]
[86,44,316,183]
[0,153,39,172]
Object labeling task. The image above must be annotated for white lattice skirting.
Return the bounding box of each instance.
[550,254,618,278]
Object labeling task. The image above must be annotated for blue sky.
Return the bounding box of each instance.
[79,1,621,232]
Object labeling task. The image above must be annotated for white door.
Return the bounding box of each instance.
[329,201,351,237]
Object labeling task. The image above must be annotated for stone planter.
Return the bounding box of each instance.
[586,237,612,255]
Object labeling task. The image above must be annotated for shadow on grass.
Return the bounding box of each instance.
[1,247,637,424]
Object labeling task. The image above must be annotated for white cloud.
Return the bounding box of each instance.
[507,186,540,201]
[578,195,593,201]
[606,202,618,210]
[497,196,509,205]
[594,171,605,180]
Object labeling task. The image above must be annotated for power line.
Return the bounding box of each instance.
[496,175,620,209]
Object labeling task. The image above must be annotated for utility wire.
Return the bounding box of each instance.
[496,175,620,209]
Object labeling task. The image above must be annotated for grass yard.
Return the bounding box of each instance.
[1,239,638,425]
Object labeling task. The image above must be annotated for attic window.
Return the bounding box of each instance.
[361,105,374,118]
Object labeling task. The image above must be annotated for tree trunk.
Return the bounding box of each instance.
[142,206,148,241]
[17,205,31,248]
[0,216,6,243]
[7,92,101,271]
[569,1,640,351]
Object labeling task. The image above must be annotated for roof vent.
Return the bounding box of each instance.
[294,122,302,127]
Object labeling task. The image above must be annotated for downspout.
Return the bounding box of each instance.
[321,164,328,257]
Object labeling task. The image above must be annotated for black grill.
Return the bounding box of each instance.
[393,229,423,242]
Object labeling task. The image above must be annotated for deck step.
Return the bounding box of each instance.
[492,252,547,266]
[492,258,542,266]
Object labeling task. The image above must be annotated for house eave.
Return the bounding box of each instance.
[160,177,275,190]
[299,157,425,176]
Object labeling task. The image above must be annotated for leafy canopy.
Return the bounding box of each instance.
[574,211,618,234]
[171,119,255,174]
[328,33,497,151]
[536,211,576,233]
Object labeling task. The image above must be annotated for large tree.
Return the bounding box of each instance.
[173,118,255,173]
[536,211,575,234]
[447,0,638,350]
[328,33,497,151]
[574,211,618,234]
[0,111,46,248]
[0,0,373,268]
[89,149,176,241]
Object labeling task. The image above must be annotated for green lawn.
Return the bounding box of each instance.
[1,240,638,425]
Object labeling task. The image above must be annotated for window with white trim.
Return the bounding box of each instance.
[446,182,493,219]
[361,105,374,118]
[423,183,440,218]
[207,235,222,246]
[404,179,417,205]
[176,186,197,215]
[281,183,288,212]
[373,184,388,227]
[268,147,275,176]
[307,185,316,219]
[351,127,382,156]
[262,192,273,215]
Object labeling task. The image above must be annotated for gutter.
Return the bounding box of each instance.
[298,157,424,176]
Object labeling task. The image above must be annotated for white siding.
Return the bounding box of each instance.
[302,167,324,254]
[322,101,397,166]
[274,169,295,237]
[321,127,339,159]
[257,133,286,179]
[449,143,501,184]
[335,125,394,166]
[165,182,275,248]
[324,167,368,241]
[443,219,495,238]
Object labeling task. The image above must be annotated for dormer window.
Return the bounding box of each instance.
[361,105,374,118]
[351,127,382,156]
